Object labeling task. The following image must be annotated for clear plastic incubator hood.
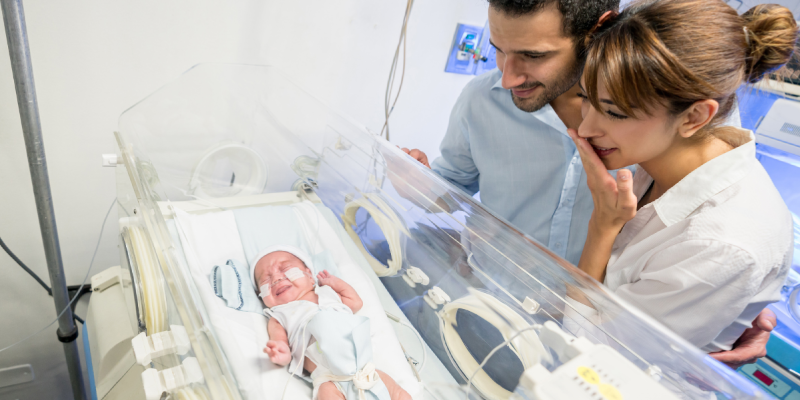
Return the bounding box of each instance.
[97,63,770,400]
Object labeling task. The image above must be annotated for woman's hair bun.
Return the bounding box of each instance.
[743,4,799,83]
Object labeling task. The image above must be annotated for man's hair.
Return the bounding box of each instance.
[488,0,621,50]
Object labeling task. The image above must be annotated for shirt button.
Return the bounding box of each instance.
[555,242,562,249]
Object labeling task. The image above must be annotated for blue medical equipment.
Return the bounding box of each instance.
[737,86,800,398]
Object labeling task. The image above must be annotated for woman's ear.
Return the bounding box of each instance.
[678,99,719,139]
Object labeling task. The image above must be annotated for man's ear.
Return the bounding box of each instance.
[678,99,719,139]
[585,10,619,46]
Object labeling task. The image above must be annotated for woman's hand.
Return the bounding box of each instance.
[568,129,637,234]
[568,129,637,282]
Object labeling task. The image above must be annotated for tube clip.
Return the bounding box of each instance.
[403,267,429,288]
[424,286,450,309]
[131,325,191,366]
[141,357,204,400]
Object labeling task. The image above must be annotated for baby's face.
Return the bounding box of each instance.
[254,251,314,308]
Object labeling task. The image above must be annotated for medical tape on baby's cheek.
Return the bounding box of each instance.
[284,267,305,282]
[259,268,308,298]
[259,284,270,298]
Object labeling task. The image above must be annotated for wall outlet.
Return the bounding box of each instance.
[445,22,497,76]
[445,23,482,75]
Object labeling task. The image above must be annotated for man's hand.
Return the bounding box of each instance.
[264,340,292,366]
[710,308,776,369]
[400,147,431,168]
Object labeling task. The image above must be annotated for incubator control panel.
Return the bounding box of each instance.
[519,322,678,400]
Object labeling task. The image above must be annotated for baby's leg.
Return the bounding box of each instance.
[377,370,411,400]
[304,356,317,374]
[305,357,346,400]
[317,382,346,400]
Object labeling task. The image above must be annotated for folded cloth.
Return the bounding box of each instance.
[307,310,390,400]
[209,259,264,314]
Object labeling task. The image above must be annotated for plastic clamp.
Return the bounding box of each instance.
[91,266,131,293]
[424,286,451,309]
[57,326,79,343]
[522,297,541,314]
[539,321,594,363]
[402,267,430,288]
[132,325,191,366]
[102,154,119,167]
[142,357,204,400]
[646,365,663,382]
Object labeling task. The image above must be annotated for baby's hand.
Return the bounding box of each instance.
[316,270,338,288]
[264,340,291,366]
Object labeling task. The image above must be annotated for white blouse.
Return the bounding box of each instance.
[599,134,793,352]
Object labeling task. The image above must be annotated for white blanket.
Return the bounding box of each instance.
[173,201,421,399]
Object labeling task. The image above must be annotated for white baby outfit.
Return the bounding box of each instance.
[264,285,389,400]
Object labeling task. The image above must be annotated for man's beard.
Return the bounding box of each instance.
[510,63,582,113]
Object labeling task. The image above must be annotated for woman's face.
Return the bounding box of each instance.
[254,251,314,308]
[576,74,680,171]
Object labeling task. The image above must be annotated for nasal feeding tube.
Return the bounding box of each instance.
[259,267,310,298]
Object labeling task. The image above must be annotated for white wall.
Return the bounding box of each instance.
[621,0,800,13]
[725,0,800,14]
[0,1,488,398]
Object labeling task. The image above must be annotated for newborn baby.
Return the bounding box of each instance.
[253,247,410,400]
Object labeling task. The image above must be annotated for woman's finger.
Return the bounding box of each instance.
[616,169,637,215]
[568,129,608,181]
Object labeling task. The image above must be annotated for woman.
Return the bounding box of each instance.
[570,0,797,352]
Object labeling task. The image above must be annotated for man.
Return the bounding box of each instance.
[401,0,771,368]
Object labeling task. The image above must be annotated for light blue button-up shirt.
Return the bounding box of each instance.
[432,68,592,265]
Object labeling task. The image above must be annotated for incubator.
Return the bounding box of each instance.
[83,63,770,400]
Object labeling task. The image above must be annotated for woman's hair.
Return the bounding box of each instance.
[584,0,798,139]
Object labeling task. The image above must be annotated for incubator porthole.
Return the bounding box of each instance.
[189,142,268,199]
[455,308,526,392]
[342,194,408,277]
[439,290,551,400]
[354,208,392,265]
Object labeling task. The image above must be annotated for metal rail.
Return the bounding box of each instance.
[1,1,87,399]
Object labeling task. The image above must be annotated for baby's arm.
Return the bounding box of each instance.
[317,270,363,313]
[264,317,292,366]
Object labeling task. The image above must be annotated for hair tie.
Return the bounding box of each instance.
[744,26,751,46]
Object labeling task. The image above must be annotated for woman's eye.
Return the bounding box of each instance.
[605,110,629,120]
[576,92,589,102]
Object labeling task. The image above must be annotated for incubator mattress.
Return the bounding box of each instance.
[164,200,453,400]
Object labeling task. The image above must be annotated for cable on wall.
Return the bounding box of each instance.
[380,0,416,141]
[0,198,117,325]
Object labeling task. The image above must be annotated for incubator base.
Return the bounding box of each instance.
[84,265,146,400]
[739,358,800,400]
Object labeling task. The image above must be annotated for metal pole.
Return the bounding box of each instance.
[1,1,87,399]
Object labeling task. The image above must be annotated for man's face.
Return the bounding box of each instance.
[489,4,582,112]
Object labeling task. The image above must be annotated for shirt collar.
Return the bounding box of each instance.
[492,76,504,90]
[492,75,569,135]
[633,131,757,227]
